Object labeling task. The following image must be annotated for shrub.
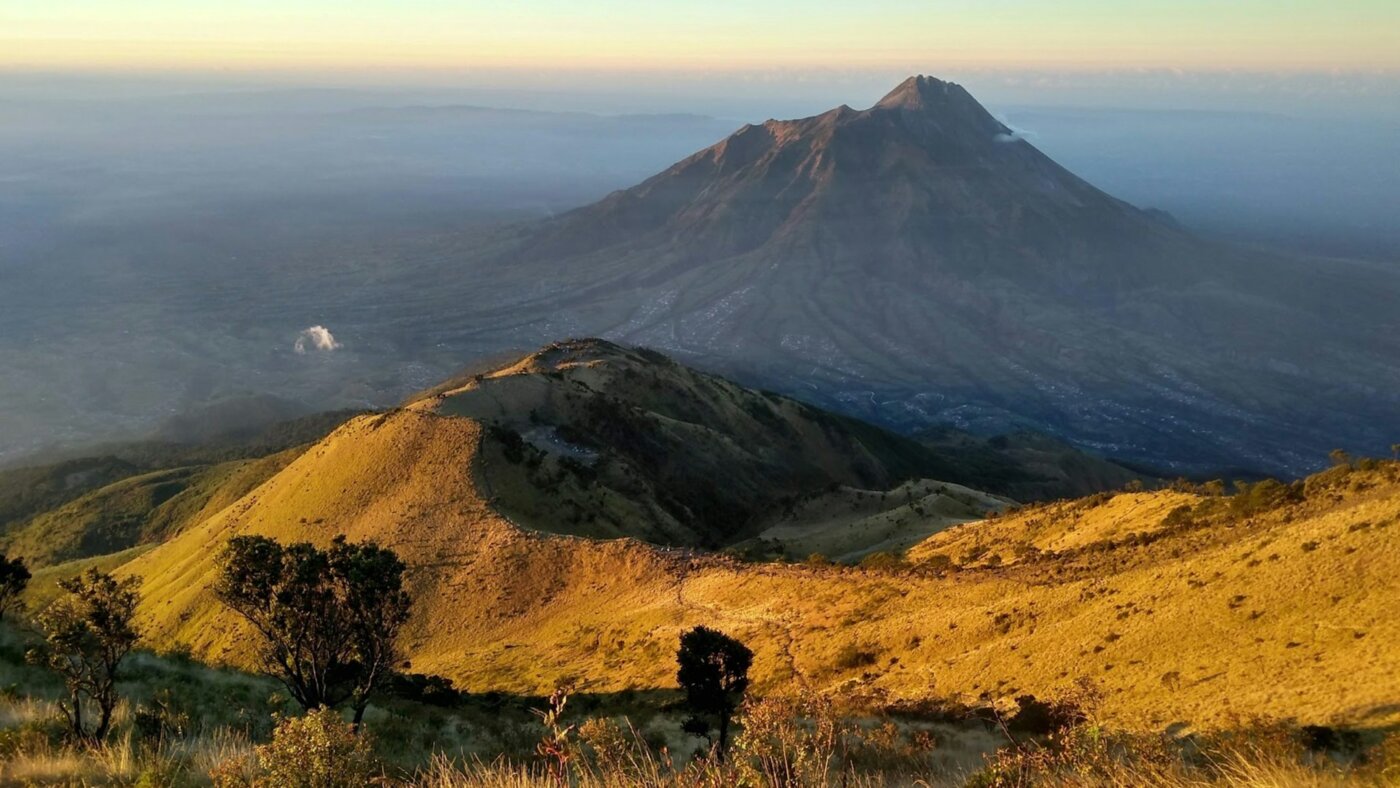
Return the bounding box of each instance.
[253,708,378,788]
[26,568,140,744]
[833,644,879,671]
[382,671,464,707]
[576,717,631,775]
[1006,694,1088,736]
[732,691,844,786]
[489,425,527,463]
[133,689,190,744]
[923,553,955,571]
[859,551,905,571]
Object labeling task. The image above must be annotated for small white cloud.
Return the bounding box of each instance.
[994,127,1035,143]
[294,325,341,354]
[993,115,1036,144]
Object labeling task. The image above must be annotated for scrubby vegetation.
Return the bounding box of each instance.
[4,523,1398,785]
[3,633,1394,787]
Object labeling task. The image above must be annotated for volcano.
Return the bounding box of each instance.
[453,76,1400,475]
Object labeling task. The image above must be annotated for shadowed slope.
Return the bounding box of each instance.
[410,339,1028,547]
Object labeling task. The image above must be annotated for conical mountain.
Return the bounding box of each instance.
[523,75,1192,287]
[456,77,1400,475]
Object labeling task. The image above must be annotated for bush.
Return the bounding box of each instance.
[26,568,141,744]
[923,553,955,571]
[382,671,464,707]
[252,708,378,788]
[1006,694,1088,735]
[859,551,905,571]
[133,689,190,744]
[732,692,843,786]
[833,643,879,671]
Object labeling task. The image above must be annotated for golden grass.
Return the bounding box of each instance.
[2,676,1394,787]
[99,403,1400,732]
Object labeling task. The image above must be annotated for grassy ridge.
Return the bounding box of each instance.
[110,392,1400,730]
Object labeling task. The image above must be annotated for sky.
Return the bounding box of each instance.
[4,0,1399,73]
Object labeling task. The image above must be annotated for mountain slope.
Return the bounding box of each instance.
[0,450,299,568]
[5,341,1135,568]
[457,76,1400,475]
[115,392,1400,728]
[414,339,1028,547]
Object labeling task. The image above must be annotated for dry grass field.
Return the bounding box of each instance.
[100,403,1400,733]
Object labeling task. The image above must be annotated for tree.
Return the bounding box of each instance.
[329,536,412,725]
[214,534,411,726]
[0,553,30,621]
[25,569,140,743]
[676,625,752,761]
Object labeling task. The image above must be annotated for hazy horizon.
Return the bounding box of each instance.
[7,0,1398,71]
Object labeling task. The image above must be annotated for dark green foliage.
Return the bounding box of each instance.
[1228,478,1303,517]
[0,457,138,534]
[25,569,140,743]
[214,534,412,724]
[1006,694,1089,735]
[834,644,879,671]
[859,551,906,571]
[676,626,752,761]
[1300,724,1363,754]
[132,689,190,744]
[0,553,29,620]
[384,671,465,707]
[2,466,234,568]
[1161,504,1196,529]
[490,425,527,464]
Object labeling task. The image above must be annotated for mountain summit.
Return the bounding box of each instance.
[522,75,1189,288]
[874,75,971,109]
[463,77,1400,474]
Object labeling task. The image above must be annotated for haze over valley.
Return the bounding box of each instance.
[3,72,1399,475]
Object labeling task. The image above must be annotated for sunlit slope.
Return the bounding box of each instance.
[1,450,299,568]
[121,409,690,685]
[125,391,1400,730]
